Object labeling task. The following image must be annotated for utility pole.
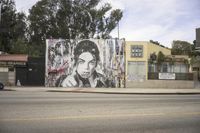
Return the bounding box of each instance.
[0,2,2,23]
[117,21,120,39]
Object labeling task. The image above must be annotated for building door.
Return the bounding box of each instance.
[127,61,146,81]
[15,66,27,86]
[27,57,45,86]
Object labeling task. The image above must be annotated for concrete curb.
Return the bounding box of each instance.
[49,87,200,94]
[0,89,16,91]
[47,90,200,95]
[3,86,200,95]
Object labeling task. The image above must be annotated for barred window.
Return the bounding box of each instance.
[131,45,143,57]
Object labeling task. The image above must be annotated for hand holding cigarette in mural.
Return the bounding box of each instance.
[61,68,79,87]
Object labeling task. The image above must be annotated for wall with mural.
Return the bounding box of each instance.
[45,39,125,88]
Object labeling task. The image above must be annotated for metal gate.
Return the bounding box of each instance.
[15,57,45,86]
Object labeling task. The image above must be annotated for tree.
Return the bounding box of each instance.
[149,52,157,64]
[10,38,28,54]
[0,0,16,52]
[10,12,28,54]
[157,51,165,72]
[189,40,200,65]
[171,40,200,65]
[28,0,123,56]
[171,40,192,55]
[157,51,165,64]
[0,0,28,54]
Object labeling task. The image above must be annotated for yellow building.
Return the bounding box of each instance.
[125,41,171,82]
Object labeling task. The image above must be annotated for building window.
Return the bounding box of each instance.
[131,45,143,57]
[162,63,168,72]
[148,64,156,72]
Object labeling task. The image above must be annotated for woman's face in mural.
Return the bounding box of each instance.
[76,52,96,79]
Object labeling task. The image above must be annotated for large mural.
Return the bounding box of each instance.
[45,39,125,88]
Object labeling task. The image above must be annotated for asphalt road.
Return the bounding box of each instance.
[0,91,200,133]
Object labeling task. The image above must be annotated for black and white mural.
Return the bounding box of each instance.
[45,39,125,88]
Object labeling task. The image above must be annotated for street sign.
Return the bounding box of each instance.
[159,73,175,80]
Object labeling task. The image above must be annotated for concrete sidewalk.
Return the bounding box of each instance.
[2,86,200,94]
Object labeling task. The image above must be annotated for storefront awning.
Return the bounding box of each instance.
[0,54,28,66]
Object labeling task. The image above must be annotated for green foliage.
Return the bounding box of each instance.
[171,40,192,55]
[149,52,157,64]
[0,0,16,52]
[28,0,123,56]
[189,40,200,58]
[183,59,189,64]
[190,55,200,65]
[157,51,165,65]
[10,38,28,54]
[156,51,165,72]
[0,0,123,56]
[9,12,29,54]
[28,44,44,57]
[0,0,28,54]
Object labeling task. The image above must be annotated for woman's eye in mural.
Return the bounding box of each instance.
[89,59,96,66]
[78,59,85,64]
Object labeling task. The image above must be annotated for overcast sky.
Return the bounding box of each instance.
[15,0,200,48]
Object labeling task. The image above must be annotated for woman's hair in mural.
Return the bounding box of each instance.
[55,41,62,56]
[63,40,70,55]
[74,40,100,66]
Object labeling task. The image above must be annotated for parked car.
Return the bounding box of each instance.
[0,82,4,90]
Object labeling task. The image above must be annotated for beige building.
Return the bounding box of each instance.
[125,41,194,88]
[125,41,171,82]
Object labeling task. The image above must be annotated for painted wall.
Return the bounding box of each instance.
[45,39,125,88]
[126,80,194,89]
[126,41,148,81]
